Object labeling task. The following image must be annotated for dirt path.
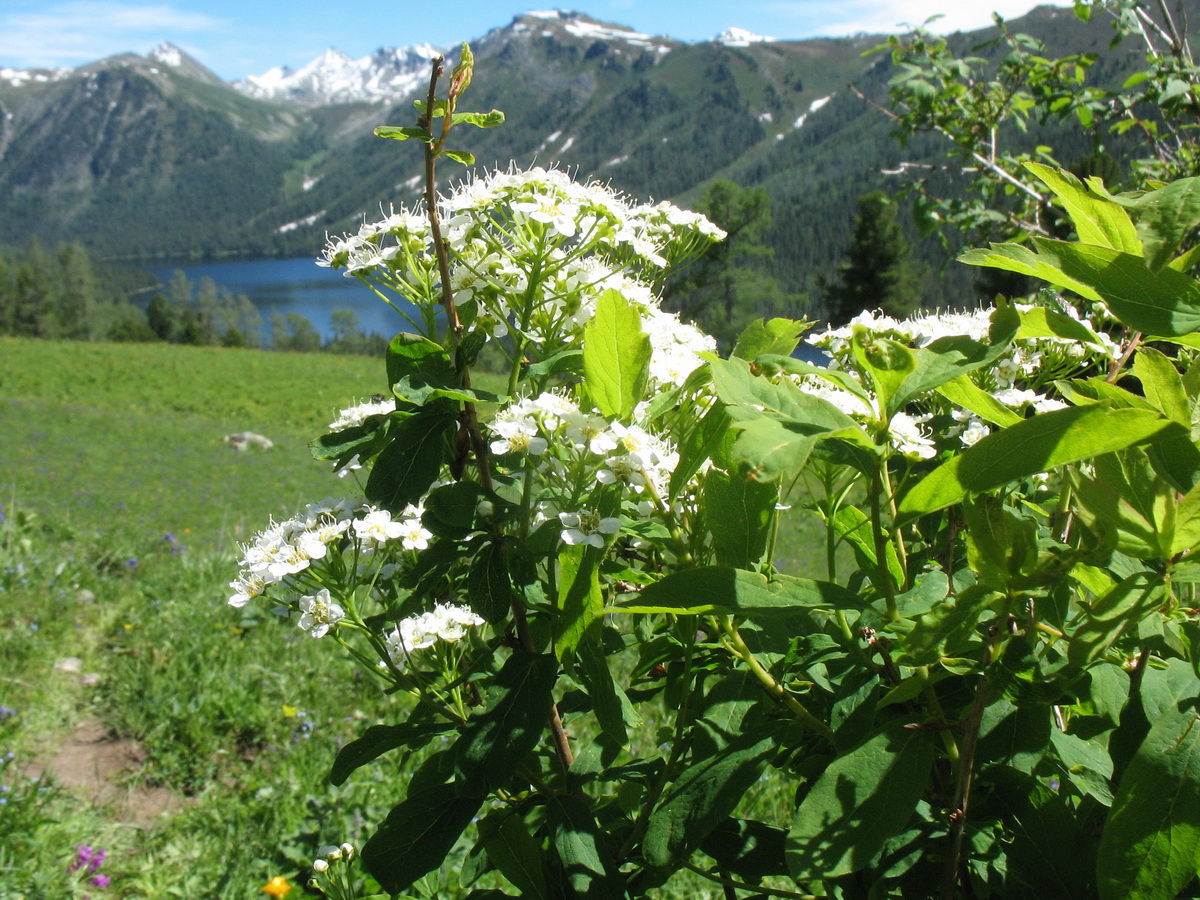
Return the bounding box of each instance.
[27,717,179,827]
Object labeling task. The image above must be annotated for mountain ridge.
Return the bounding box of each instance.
[0,4,1139,308]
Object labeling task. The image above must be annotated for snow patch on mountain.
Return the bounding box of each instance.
[715,27,775,46]
[278,211,325,233]
[235,44,442,106]
[149,43,184,67]
[1,67,71,87]
[522,10,674,53]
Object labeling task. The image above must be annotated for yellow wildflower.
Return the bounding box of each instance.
[262,875,292,897]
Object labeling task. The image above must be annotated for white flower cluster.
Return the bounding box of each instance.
[317,165,724,353]
[808,301,1115,452]
[384,603,486,670]
[328,397,396,431]
[228,498,434,639]
[485,390,684,542]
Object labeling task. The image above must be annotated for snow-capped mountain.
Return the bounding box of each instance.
[714,27,776,46]
[505,9,677,54]
[233,44,442,106]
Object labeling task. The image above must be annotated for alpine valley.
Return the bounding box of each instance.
[0,6,1141,302]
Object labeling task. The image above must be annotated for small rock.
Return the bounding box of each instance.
[77,589,96,604]
[222,431,274,451]
[55,657,83,673]
[81,673,102,687]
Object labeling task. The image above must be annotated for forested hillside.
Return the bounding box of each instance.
[0,5,1186,311]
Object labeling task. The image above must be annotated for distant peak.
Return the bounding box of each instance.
[505,8,678,54]
[149,42,184,67]
[715,27,775,45]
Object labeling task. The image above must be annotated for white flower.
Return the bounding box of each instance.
[960,419,989,447]
[313,860,329,874]
[228,573,266,608]
[384,603,486,669]
[398,516,432,551]
[328,398,395,431]
[559,510,622,548]
[354,508,404,547]
[298,589,344,638]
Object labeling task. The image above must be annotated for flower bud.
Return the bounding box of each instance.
[449,43,474,100]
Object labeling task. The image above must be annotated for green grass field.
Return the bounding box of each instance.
[0,336,829,898]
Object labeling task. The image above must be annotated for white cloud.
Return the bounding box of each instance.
[0,2,225,68]
[763,0,1074,38]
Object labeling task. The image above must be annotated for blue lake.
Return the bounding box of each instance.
[150,257,415,340]
[149,257,828,363]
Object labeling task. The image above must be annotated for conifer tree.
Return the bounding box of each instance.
[822,190,923,325]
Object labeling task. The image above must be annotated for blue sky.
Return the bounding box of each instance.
[0,0,1074,80]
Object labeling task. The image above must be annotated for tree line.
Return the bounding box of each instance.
[0,241,387,355]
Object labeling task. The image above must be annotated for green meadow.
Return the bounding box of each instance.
[0,336,825,898]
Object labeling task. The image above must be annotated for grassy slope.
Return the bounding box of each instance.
[0,338,386,546]
[0,336,817,898]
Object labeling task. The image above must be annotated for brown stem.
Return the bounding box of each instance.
[1108,331,1143,382]
[416,56,572,779]
[939,626,999,900]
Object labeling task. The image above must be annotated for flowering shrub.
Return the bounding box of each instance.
[235,53,1200,900]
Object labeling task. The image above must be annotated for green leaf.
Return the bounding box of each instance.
[362,783,483,894]
[365,408,456,512]
[442,149,476,166]
[710,356,864,433]
[618,567,860,617]
[898,405,1169,520]
[786,721,934,880]
[451,109,506,128]
[1068,571,1166,669]
[1174,481,1200,556]
[1097,697,1200,900]
[454,650,558,797]
[1016,304,1105,346]
[583,289,650,420]
[330,720,455,786]
[959,242,1102,304]
[885,302,1020,416]
[386,332,455,391]
[726,418,818,484]
[963,495,1039,586]
[311,412,395,463]
[852,328,915,418]
[699,818,788,880]
[548,795,623,898]
[1070,449,1176,559]
[555,543,604,662]
[1123,176,1200,273]
[424,482,488,535]
[374,125,433,142]
[1025,162,1141,253]
[1134,346,1189,426]
[1049,728,1114,806]
[519,349,582,382]
[575,631,635,750]
[732,317,810,360]
[669,401,732,499]
[701,466,777,569]
[893,584,1001,667]
[478,811,548,900]
[829,506,904,593]
[936,375,1023,427]
[467,541,512,624]
[1031,239,1200,336]
[643,730,776,867]
[392,373,502,407]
